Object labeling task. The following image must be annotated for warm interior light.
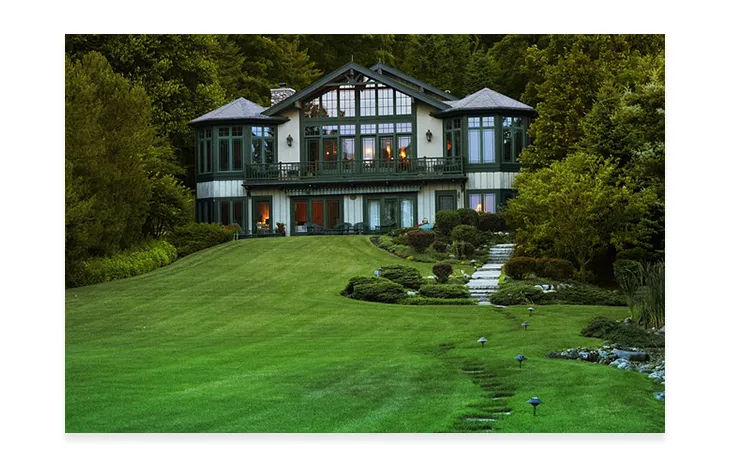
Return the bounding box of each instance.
[386,145,392,158]
[399,148,407,159]
[447,140,452,151]
[476,204,482,212]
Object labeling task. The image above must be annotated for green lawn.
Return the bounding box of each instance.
[65,236,664,433]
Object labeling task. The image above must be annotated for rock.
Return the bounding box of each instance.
[616,361,635,371]
[406,291,417,296]
[609,358,629,368]
[612,349,650,362]
[579,351,599,362]
[654,392,665,401]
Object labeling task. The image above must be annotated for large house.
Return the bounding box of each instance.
[189,62,534,236]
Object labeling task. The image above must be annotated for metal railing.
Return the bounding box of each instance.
[244,157,464,182]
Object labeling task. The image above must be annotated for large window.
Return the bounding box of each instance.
[364,195,417,231]
[251,126,276,165]
[216,199,245,227]
[468,192,496,213]
[467,117,495,164]
[217,126,244,172]
[197,128,212,174]
[445,119,462,160]
[502,116,525,163]
[304,81,412,119]
[292,197,343,234]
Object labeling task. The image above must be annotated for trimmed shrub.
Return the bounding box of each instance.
[476,212,506,232]
[389,227,419,237]
[451,225,484,247]
[67,240,178,288]
[342,276,382,296]
[431,241,448,253]
[435,210,461,237]
[378,265,424,290]
[432,262,453,283]
[488,282,552,305]
[451,241,476,259]
[581,316,664,348]
[405,229,436,253]
[419,284,471,299]
[537,258,575,280]
[456,208,479,227]
[504,257,538,279]
[557,283,625,306]
[167,222,236,257]
[404,297,477,306]
[352,280,407,304]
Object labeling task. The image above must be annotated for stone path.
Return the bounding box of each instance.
[468,243,514,304]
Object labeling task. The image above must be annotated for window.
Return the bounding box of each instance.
[502,116,525,163]
[445,119,461,160]
[378,87,394,116]
[395,91,412,115]
[468,192,496,213]
[360,84,376,117]
[197,128,212,174]
[365,195,417,231]
[217,199,245,228]
[291,197,343,234]
[252,126,276,164]
[215,126,244,172]
[467,117,495,164]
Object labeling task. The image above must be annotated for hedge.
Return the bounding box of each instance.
[342,276,382,296]
[352,280,407,303]
[67,240,178,288]
[488,281,626,306]
[451,225,484,247]
[167,222,238,257]
[419,284,471,299]
[435,210,461,237]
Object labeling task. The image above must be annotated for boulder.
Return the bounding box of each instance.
[612,349,650,362]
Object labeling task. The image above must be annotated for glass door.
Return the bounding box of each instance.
[323,138,338,172]
[253,199,271,235]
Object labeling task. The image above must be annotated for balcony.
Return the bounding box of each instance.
[243,157,465,186]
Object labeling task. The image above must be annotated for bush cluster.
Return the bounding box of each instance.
[352,280,407,303]
[450,241,476,259]
[374,235,412,259]
[67,240,178,288]
[504,256,575,280]
[404,230,436,253]
[580,316,664,348]
[167,222,237,257]
[419,284,471,299]
[378,265,424,289]
[456,208,479,227]
[488,281,626,306]
[476,212,507,232]
[451,225,484,247]
[432,262,453,283]
[435,210,461,237]
[488,282,549,305]
[431,241,448,253]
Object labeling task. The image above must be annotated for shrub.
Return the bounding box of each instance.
[404,297,477,306]
[352,280,407,304]
[504,257,538,279]
[556,283,626,306]
[432,262,453,283]
[389,227,419,237]
[342,276,382,296]
[419,284,471,299]
[636,261,664,329]
[613,259,642,319]
[488,282,552,305]
[537,258,575,280]
[405,229,436,253]
[451,241,476,259]
[431,241,448,253]
[476,212,506,232]
[456,208,479,227]
[67,240,178,288]
[167,222,236,257]
[451,225,484,247]
[378,265,424,290]
[435,210,461,237]
[581,316,664,348]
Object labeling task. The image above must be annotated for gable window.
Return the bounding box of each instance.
[251,126,276,164]
[197,128,212,174]
[502,116,525,163]
[467,117,495,164]
[305,80,413,119]
[468,192,496,213]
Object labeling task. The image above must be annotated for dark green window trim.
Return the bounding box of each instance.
[251,126,277,165]
[290,196,345,235]
[435,190,458,213]
[362,194,419,231]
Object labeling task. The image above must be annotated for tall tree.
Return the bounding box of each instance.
[399,34,474,97]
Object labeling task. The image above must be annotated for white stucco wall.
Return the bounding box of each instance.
[276,108,300,163]
[415,102,444,159]
[417,182,464,225]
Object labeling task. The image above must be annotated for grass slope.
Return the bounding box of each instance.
[66,236,664,432]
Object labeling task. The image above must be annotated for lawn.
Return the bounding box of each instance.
[65,236,664,432]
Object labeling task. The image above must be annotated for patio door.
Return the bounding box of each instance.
[253,198,272,235]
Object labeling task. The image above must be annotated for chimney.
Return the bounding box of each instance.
[270,82,296,106]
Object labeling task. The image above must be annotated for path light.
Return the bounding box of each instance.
[478,337,487,348]
[527,396,542,417]
[374,269,381,277]
[528,307,535,316]
[515,353,527,368]
[522,322,529,331]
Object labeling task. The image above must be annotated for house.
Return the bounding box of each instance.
[189,62,535,236]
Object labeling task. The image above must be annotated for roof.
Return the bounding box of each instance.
[190,97,285,125]
[370,63,458,101]
[263,62,451,116]
[436,87,535,116]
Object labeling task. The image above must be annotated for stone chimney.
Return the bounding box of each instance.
[270,82,296,106]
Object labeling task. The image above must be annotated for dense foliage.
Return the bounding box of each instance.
[404,230,436,253]
[351,280,407,304]
[432,262,453,283]
[418,284,471,299]
[581,316,664,348]
[378,265,424,290]
[488,281,625,306]
[166,223,237,257]
[504,257,575,280]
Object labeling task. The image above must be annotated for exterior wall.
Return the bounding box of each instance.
[466,172,517,190]
[343,195,364,225]
[276,109,300,163]
[415,102,443,159]
[196,180,245,199]
[418,182,464,225]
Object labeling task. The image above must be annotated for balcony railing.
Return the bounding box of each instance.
[244,157,464,183]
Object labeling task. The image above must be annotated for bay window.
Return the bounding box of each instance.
[502,116,525,163]
[251,126,276,165]
[467,117,495,164]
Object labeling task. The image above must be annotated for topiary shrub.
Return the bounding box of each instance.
[432,262,453,283]
[167,222,235,257]
[451,225,484,247]
[537,258,575,280]
[405,229,436,253]
[456,208,479,227]
[431,241,448,253]
[378,265,424,290]
[435,210,461,237]
[476,212,506,232]
[419,284,471,299]
[504,257,538,279]
[352,280,407,304]
[342,276,382,296]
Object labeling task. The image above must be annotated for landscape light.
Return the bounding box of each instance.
[478,337,487,348]
[521,322,529,331]
[528,307,535,316]
[515,353,527,368]
[527,396,542,417]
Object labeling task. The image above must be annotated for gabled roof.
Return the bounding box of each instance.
[262,62,451,116]
[370,63,458,101]
[190,97,286,126]
[436,87,535,116]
